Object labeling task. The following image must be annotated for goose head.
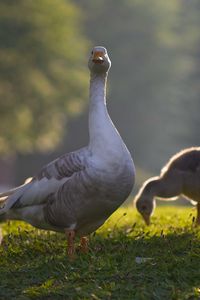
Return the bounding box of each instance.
[88,46,111,74]
[135,194,155,225]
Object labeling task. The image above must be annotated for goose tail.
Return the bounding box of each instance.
[0,177,33,200]
[0,177,33,222]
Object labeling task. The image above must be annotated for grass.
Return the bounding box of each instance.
[0,206,200,300]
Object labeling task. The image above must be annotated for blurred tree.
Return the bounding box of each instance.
[0,0,89,154]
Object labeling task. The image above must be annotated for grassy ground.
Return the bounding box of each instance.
[0,206,200,300]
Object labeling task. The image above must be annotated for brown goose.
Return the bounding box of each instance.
[134,147,200,226]
[0,46,135,257]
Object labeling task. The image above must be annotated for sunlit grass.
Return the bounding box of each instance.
[0,206,199,299]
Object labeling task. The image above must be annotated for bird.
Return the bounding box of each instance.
[0,46,135,257]
[134,147,200,226]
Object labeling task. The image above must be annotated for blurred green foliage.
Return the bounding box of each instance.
[0,0,88,154]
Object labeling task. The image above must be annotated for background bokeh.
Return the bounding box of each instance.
[0,0,200,200]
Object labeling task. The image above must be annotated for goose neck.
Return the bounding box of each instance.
[89,73,107,107]
[88,71,113,153]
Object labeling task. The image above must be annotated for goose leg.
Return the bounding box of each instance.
[65,229,75,258]
[80,237,89,253]
[196,202,200,225]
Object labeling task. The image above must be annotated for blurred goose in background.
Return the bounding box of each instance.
[0,46,135,257]
[134,147,200,226]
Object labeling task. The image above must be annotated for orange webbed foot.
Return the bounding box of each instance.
[80,236,89,253]
[65,229,76,260]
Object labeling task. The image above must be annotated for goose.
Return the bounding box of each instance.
[0,46,135,257]
[134,147,200,226]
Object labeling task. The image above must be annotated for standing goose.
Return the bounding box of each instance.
[0,46,135,257]
[134,147,200,226]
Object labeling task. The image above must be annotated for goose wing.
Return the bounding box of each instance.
[3,149,87,211]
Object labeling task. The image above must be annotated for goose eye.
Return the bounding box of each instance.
[91,51,94,55]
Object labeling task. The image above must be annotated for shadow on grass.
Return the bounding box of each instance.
[0,223,199,300]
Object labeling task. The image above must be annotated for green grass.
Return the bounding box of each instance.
[0,206,200,300]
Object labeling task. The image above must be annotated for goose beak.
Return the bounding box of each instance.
[92,51,104,64]
[142,213,150,226]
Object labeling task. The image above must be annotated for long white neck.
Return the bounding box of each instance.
[88,72,123,156]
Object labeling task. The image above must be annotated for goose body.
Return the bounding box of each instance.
[0,47,135,252]
[134,147,200,225]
